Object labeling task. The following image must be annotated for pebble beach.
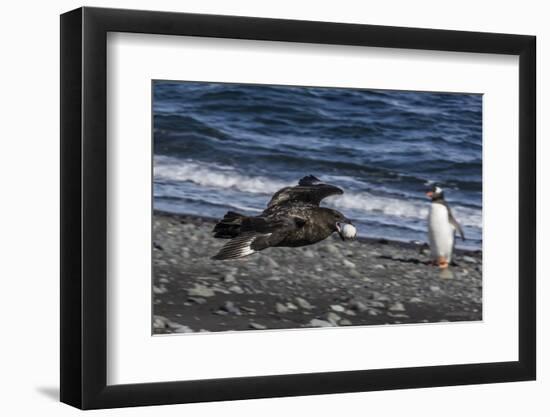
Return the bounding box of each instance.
[153,211,482,334]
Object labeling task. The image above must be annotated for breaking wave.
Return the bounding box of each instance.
[154,156,481,228]
[154,156,289,195]
[328,193,481,228]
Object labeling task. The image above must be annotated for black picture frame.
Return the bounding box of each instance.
[60,6,536,410]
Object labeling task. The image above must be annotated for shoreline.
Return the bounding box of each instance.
[154,209,481,255]
[153,210,482,334]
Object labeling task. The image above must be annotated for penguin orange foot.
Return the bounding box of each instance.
[438,256,449,269]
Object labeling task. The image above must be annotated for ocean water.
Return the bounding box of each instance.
[153,81,482,249]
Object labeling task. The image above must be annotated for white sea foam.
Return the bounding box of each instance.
[327,193,481,228]
[154,156,481,228]
[154,156,289,195]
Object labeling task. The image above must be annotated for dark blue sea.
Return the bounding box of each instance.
[153,81,482,249]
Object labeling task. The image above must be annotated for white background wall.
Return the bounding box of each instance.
[0,0,546,415]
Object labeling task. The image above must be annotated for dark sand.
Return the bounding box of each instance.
[153,211,482,334]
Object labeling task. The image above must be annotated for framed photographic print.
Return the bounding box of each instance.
[60,6,536,409]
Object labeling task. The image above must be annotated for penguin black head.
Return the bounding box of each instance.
[426,184,444,201]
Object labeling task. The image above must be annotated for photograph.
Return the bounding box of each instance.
[151,80,483,334]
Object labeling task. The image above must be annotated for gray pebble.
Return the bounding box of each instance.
[342,259,356,269]
[327,312,341,325]
[223,273,236,283]
[309,319,334,327]
[229,285,244,294]
[222,301,241,315]
[389,302,406,312]
[153,285,167,295]
[214,309,228,316]
[324,245,340,255]
[153,315,168,329]
[366,300,386,309]
[275,302,289,314]
[374,293,391,302]
[388,313,409,319]
[263,257,279,268]
[173,325,194,333]
[295,297,314,309]
[349,300,368,312]
[187,284,215,298]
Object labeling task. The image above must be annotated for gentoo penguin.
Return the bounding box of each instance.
[211,175,356,260]
[426,185,465,268]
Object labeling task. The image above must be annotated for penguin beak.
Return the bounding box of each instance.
[426,191,434,198]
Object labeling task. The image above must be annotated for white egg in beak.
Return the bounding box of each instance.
[336,222,357,241]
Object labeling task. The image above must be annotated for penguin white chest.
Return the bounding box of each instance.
[428,203,455,261]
